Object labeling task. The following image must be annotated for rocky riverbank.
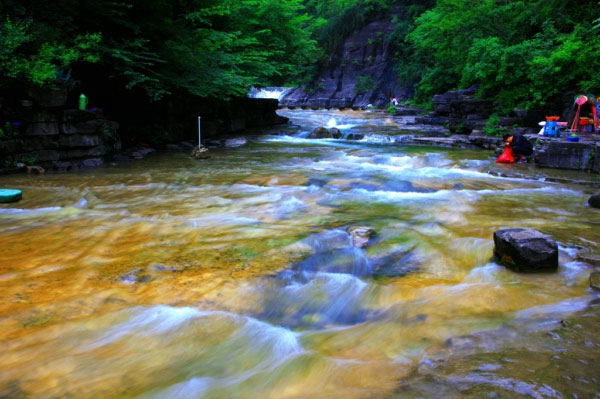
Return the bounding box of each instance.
[279,84,600,177]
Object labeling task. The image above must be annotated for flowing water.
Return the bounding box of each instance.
[1,109,599,399]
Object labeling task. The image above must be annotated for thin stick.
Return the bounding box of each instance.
[198,116,202,148]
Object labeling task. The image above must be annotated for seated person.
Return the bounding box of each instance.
[503,133,533,163]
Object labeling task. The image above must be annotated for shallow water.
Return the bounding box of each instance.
[1,109,599,399]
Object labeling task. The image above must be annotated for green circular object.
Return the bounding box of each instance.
[0,189,22,203]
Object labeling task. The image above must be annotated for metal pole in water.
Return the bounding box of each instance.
[198,116,202,148]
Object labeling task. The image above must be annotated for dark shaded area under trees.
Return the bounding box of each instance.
[0,0,318,145]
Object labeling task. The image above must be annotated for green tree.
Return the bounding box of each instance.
[404,0,600,109]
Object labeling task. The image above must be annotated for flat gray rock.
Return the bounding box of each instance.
[493,228,558,272]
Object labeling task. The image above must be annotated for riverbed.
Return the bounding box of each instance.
[1,109,599,398]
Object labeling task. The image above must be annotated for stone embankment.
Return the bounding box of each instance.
[0,87,120,172]
[400,87,600,174]
[1,87,287,172]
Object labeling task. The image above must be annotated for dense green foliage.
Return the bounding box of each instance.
[0,0,319,100]
[400,0,600,110]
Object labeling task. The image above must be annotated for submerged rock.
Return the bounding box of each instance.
[369,247,421,278]
[330,127,342,139]
[347,226,376,248]
[190,145,210,159]
[591,271,600,291]
[80,158,103,168]
[493,228,558,272]
[118,268,152,284]
[224,137,247,148]
[307,126,331,139]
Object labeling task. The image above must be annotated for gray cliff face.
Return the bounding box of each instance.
[281,6,410,109]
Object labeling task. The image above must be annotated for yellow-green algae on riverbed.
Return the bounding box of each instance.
[1,110,599,398]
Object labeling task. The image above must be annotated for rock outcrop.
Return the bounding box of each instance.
[588,190,600,208]
[493,228,559,272]
[534,140,596,171]
[415,87,493,134]
[307,127,342,139]
[280,5,410,109]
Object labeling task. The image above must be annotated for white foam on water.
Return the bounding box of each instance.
[560,261,589,285]
[326,118,358,130]
[262,135,358,149]
[559,244,579,258]
[241,317,304,358]
[189,214,262,228]
[305,184,321,194]
[314,153,498,181]
[301,229,352,253]
[359,134,393,143]
[339,185,582,207]
[75,198,88,208]
[464,263,506,284]
[349,187,456,202]
[0,206,62,214]
[284,272,368,296]
[88,306,211,348]
[450,375,563,399]
[237,192,282,205]
[536,207,576,216]
[281,272,369,323]
[515,296,591,320]
[248,87,294,100]
[143,377,215,399]
[88,306,304,360]
[137,312,304,398]
[276,196,308,218]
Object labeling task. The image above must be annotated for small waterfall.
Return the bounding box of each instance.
[326,117,357,133]
[248,87,294,100]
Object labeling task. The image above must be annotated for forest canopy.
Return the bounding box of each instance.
[1,0,599,110]
[403,0,600,110]
[0,0,320,100]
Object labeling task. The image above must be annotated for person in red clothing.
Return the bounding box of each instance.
[503,133,533,163]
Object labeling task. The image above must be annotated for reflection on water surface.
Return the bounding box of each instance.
[1,109,599,398]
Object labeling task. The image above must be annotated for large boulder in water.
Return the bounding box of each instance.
[588,190,600,208]
[308,126,335,139]
[330,128,342,139]
[309,126,342,139]
[493,228,558,272]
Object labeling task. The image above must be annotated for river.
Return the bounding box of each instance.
[1,109,599,398]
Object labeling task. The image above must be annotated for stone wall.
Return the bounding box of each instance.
[534,138,599,172]
[1,87,120,170]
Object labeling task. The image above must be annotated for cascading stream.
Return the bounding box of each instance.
[0,109,599,399]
